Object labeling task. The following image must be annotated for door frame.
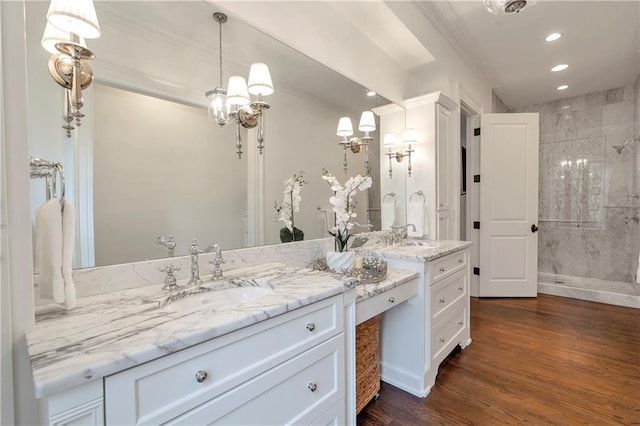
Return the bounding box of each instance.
[456,83,482,297]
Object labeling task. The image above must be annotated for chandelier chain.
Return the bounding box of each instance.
[218,18,223,88]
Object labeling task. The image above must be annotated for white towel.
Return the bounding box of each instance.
[62,200,76,309]
[381,201,396,230]
[36,198,76,309]
[37,199,64,303]
[407,201,426,237]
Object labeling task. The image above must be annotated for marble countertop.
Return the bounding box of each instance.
[355,268,419,303]
[356,238,472,262]
[27,262,357,398]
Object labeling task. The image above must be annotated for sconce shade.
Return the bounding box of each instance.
[358,111,376,132]
[226,76,250,106]
[383,133,396,146]
[47,0,101,39]
[336,117,354,137]
[403,128,418,144]
[41,22,86,54]
[247,63,274,96]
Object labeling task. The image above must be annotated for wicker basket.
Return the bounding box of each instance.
[355,315,381,414]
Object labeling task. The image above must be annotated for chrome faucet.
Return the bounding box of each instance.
[157,235,176,257]
[188,239,217,286]
[159,265,181,291]
[209,244,226,281]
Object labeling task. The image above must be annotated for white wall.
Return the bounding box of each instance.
[263,88,371,245]
[93,84,246,265]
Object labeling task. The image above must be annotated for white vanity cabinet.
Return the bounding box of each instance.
[105,294,346,425]
[377,247,471,397]
[38,293,352,425]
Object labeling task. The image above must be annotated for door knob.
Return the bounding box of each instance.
[531,224,539,233]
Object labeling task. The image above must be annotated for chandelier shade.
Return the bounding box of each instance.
[247,63,274,96]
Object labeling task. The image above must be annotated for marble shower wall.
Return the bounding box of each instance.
[514,85,639,283]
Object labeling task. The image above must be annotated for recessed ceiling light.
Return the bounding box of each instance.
[557,85,569,91]
[545,32,562,42]
[366,90,376,97]
[551,64,569,72]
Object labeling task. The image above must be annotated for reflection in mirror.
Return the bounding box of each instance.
[26,1,393,270]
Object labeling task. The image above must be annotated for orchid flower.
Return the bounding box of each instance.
[322,169,372,252]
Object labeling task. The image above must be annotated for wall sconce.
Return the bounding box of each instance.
[43,0,101,137]
[384,129,416,178]
[205,13,273,160]
[336,111,376,174]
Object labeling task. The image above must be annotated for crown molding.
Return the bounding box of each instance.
[403,91,457,111]
[372,103,404,116]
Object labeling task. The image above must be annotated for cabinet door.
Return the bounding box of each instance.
[436,104,452,211]
[436,210,452,240]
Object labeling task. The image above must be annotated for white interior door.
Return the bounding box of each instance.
[480,113,539,297]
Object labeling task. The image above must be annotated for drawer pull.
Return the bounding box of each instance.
[195,370,208,383]
[439,298,446,304]
[439,267,446,272]
[306,323,316,332]
[458,258,463,264]
[458,321,464,326]
[388,297,395,303]
[439,337,445,343]
[308,382,317,392]
[458,286,464,291]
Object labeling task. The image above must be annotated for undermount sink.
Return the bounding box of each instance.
[161,285,274,312]
[403,240,437,247]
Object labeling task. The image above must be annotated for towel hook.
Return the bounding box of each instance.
[410,190,425,203]
[383,192,396,203]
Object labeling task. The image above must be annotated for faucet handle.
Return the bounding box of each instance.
[160,265,181,291]
[160,264,181,274]
[208,245,225,281]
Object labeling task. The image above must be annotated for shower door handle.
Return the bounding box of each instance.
[531,224,539,233]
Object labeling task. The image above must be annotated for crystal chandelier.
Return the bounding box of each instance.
[205,13,274,159]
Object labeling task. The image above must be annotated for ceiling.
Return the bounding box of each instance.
[92,1,639,112]
[408,0,640,108]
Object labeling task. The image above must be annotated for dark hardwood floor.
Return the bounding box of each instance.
[357,295,640,425]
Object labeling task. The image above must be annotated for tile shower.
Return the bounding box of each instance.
[514,82,640,308]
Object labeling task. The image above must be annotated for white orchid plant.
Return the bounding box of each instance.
[322,169,372,252]
[274,171,307,240]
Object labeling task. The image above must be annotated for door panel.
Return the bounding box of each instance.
[480,113,539,297]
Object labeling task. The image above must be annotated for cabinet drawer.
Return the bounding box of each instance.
[171,334,344,425]
[431,303,466,363]
[105,295,343,425]
[311,400,346,426]
[430,250,467,284]
[431,271,467,323]
[356,279,418,325]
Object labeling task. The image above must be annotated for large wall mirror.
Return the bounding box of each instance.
[26,1,392,270]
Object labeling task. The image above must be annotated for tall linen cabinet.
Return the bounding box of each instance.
[375,91,457,238]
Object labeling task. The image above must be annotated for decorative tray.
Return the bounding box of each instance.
[312,256,388,284]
